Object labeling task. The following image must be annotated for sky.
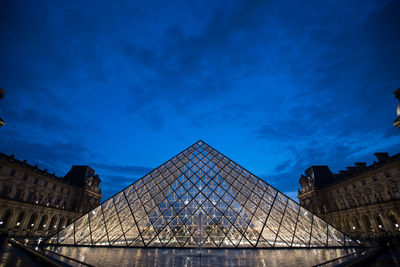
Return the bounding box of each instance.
[0,0,399,202]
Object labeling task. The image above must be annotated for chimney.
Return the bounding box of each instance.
[374,152,389,162]
[355,162,367,169]
[346,166,357,172]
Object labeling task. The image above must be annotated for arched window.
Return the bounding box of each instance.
[57,217,65,230]
[38,215,47,231]
[352,216,361,231]
[27,213,38,230]
[0,209,12,228]
[343,217,351,232]
[387,211,398,229]
[361,215,372,232]
[15,212,25,228]
[48,216,57,232]
[374,214,385,231]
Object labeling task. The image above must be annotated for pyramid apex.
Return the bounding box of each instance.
[192,139,208,147]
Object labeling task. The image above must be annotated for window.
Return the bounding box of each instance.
[15,212,24,228]
[372,175,378,182]
[352,183,356,189]
[23,174,28,181]
[1,185,9,196]
[44,182,48,187]
[15,189,22,200]
[362,180,366,185]
[0,210,12,228]
[10,170,15,176]
[38,215,47,230]
[27,214,37,230]
[53,185,56,190]
[34,178,38,184]
[385,171,390,178]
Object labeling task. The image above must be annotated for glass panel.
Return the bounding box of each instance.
[44,140,357,248]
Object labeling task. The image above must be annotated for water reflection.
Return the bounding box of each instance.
[44,246,358,267]
[0,239,41,267]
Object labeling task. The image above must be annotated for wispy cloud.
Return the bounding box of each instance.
[0,0,399,201]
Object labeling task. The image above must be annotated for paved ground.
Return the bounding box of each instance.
[0,238,41,267]
[366,247,400,266]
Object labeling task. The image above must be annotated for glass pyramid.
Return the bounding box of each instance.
[44,141,358,248]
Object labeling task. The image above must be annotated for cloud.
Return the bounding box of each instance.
[100,174,137,200]
[0,0,399,204]
[90,163,153,176]
[0,127,91,175]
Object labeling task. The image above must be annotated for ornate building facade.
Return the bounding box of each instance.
[298,152,400,241]
[0,153,102,237]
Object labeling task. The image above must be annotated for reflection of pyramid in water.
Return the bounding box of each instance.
[45,141,358,248]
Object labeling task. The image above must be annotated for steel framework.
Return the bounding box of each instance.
[44,141,358,248]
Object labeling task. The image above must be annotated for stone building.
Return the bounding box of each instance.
[298,152,400,241]
[0,153,102,237]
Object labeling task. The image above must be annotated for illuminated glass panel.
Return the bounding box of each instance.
[47,141,358,248]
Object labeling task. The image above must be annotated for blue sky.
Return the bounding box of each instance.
[0,0,399,202]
